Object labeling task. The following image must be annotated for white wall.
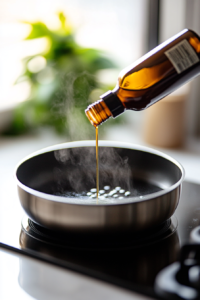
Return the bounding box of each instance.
[159,0,200,137]
[159,0,186,43]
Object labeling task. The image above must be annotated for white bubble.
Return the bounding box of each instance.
[99,190,105,194]
[115,186,121,191]
[90,188,97,193]
[91,194,97,198]
[119,189,125,194]
[109,190,117,196]
[125,191,131,196]
[104,186,110,190]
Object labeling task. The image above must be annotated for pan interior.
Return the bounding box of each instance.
[16,146,182,204]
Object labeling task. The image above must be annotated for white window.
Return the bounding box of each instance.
[0,0,148,108]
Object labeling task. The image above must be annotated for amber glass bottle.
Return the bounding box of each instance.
[85,29,200,127]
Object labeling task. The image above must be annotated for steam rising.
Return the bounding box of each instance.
[54,146,132,195]
[54,147,96,193]
[98,147,131,191]
[51,71,95,140]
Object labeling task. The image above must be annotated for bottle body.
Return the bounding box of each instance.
[85,29,200,127]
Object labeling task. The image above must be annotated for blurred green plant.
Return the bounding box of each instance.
[6,12,122,139]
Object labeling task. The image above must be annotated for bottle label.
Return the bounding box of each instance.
[165,39,199,74]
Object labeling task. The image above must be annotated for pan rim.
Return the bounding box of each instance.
[15,140,185,206]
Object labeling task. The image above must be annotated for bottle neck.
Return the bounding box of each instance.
[85,99,112,127]
[85,91,125,127]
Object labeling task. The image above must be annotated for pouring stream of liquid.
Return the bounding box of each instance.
[96,126,99,202]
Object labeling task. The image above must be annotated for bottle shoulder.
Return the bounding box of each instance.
[117,29,200,93]
[85,28,200,123]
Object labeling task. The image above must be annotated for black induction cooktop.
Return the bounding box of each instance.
[1,180,200,299]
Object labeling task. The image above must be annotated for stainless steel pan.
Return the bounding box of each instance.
[15,141,184,234]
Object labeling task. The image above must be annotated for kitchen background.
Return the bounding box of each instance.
[0,1,200,299]
[0,0,199,180]
[0,0,200,141]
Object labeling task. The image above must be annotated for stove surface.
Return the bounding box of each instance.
[0,180,200,299]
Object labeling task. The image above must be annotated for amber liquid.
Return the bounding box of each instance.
[85,30,200,129]
[115,31,200,110]
[96,126,99,201]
